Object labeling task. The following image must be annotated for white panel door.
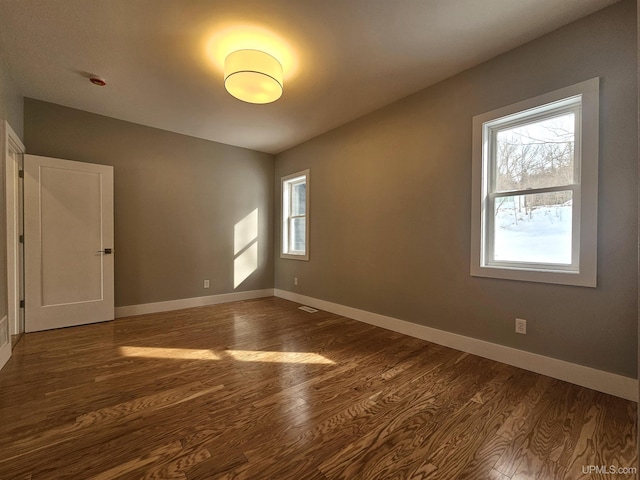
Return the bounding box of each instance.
[24,155,114,332]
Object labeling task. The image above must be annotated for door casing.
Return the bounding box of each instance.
[1,120,25,372]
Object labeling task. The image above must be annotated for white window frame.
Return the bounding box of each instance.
[471,78,599,287]
[281,169,309,260]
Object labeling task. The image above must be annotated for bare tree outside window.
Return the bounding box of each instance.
[491,113,575,264]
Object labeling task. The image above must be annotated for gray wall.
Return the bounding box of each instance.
[25,99,274,308]
[275,0,638,377]
[0,57,23,140]
[0,57,23,322]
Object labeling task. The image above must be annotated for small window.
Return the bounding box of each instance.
[281,170,309,260]
[471,78,599,287]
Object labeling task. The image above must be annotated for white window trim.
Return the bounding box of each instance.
[471,78,599,287]
[281,169,310,261]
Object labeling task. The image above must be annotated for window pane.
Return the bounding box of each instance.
[493,191,572,264]
[290,217,306,252]
[495,113,575,192]
[291,182,306,216]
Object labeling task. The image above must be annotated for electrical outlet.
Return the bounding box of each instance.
[203,280,210,288]
[515,318,527,335]
[294,277,298,286]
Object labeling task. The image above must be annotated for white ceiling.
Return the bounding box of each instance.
[0,0,620,154]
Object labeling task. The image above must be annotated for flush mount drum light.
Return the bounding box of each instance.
[224,49,283,104]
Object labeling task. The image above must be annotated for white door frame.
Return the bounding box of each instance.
[1,120,24,371]
[4,120,25,339]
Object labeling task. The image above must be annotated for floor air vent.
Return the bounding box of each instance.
[298,306,319,313]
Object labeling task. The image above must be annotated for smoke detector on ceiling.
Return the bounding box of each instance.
[89,76,106,86]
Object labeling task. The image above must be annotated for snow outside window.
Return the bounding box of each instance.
[471,79,599,287]
[281,170,309,260]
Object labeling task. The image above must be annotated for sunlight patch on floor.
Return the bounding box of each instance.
[119,346,221,360]
[226,350,334,364]
[119,346,334,364]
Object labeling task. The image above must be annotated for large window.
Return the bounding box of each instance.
[471,78,599,287]
[281,170,309,260]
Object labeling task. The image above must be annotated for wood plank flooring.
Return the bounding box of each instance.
[10,333,22,349]
[0,297,636,479]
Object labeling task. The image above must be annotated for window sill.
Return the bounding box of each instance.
[470,264,596,288]
[280,253,309,261]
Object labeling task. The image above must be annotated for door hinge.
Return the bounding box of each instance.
[19,234,23,243]
[18,170,24,178]
[19,300,24,308]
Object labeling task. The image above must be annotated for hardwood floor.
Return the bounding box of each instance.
[0,297,636,479]
[10,333,22,349]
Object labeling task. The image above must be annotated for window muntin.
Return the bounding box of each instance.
[282,170,309,260]
[471,78,598,287]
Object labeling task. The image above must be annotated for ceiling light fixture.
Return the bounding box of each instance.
[224,49,283,104]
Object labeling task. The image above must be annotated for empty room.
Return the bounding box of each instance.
[0,0,638,479]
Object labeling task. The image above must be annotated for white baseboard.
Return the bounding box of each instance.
[274,289,637,402]
[115,289,275,318]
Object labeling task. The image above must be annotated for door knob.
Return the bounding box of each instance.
[98,248,112,254]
